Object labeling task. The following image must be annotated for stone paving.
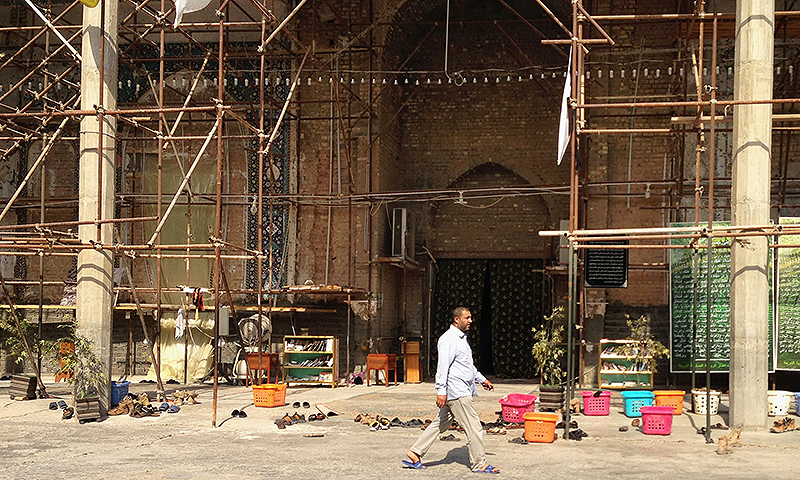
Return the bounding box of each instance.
[1,377,798,480]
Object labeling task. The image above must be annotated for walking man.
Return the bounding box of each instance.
[403,307,499,474]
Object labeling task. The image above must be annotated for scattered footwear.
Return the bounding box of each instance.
[275,419,287,429]
[62,406,74,420]
[770,417,796,433]
[390,417,404,427]
[57,400,67,409]
[168,405,180,413]
[159,402,169,412]
[440,433,460,441]
[568,429,588,441]
[487,426,507,435]
[303,402,310,408]
[474,464,500,474]
[508,435,528,444]
[619,426,629,432]
[631,419,640,427]
[49,401,58,410]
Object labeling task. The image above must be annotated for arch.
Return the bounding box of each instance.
[429,162,554,258]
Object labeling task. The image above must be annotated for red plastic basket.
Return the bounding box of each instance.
[499,393,537,423]
[580,390,612,416]
[639,405,675,435]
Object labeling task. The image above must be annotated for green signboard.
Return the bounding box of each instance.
[777,218,800,370]
[669,223,774,373]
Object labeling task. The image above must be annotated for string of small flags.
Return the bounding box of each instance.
[4,63,800,95]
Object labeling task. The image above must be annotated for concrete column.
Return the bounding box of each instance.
[730,0,773,431]
[76,0,117,411]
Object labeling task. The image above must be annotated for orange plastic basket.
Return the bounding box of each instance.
[252,383,287,408]
[653,390,685,415]
[522,412,559,443]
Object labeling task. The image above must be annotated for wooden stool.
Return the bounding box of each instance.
[245,353,280,385]
[366,354,397,386]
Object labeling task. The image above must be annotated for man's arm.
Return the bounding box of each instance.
[434,333,455,404]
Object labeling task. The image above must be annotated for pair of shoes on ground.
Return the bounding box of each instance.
[568,429,588,441]
[274,412,306,428]
[770,417,796,433]
[697,423,728,434]
[292,401,311,409]
[369,417,391,431]
[171,390,198,405]
[50,400,73,419]
[556,420,578,429]
[486,425,506,435]
[508,435,527,444]
[230,409,247,418]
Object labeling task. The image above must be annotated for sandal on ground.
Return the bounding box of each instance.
[487,426,506,435]
[508,436,528,444]
[440,433,460,441]
[474,464,500,474]
[401,460,426,469]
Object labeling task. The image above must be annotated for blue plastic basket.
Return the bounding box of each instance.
[621,390,654,417]
[110,381,130,407]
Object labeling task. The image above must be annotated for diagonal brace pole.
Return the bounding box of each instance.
[147,117,220,246]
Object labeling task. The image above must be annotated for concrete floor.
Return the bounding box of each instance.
[1,377,798,480]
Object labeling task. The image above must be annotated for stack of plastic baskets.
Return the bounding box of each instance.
[498,393,537,423]
[522,412,559,443]
[767,390,793,416]
[639,406,675,435]
[621,390,655,417]
[581,390,612,416]
[653,390,685,415]
[692,389,721,415]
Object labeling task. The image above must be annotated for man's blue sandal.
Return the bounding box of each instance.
[474,464,500,474]
[401,460,426,469]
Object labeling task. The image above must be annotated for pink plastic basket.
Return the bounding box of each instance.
[580,390,612,416]
[639,405,675,435]
[499,393,537,423]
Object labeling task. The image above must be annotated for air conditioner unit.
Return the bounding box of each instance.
[391,208,415,259]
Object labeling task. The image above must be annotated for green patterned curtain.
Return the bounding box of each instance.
[431,259,487,371]
[489,259,543,378]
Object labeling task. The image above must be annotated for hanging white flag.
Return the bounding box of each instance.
[557,47,573,166]
[174,0,214,29]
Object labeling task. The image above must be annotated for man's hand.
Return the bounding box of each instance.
[482,380,494,391]
[436,394,447,408]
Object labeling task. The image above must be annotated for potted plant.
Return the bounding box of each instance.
[621,314,669,375]
[62,333,106,423]
[532,307,566,411]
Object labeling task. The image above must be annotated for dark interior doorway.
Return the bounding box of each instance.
[431,258,544,378]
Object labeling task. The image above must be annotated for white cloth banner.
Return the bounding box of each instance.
[557,47,573,166]
[174,0,214,28]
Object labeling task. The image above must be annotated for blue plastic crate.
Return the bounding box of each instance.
[621,390,654,417]
[110,381,130,407]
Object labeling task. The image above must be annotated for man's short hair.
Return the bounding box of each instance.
[452,306,470,320]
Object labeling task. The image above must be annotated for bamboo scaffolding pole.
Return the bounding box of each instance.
[0,107,76,224]
[146,118,220,246]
